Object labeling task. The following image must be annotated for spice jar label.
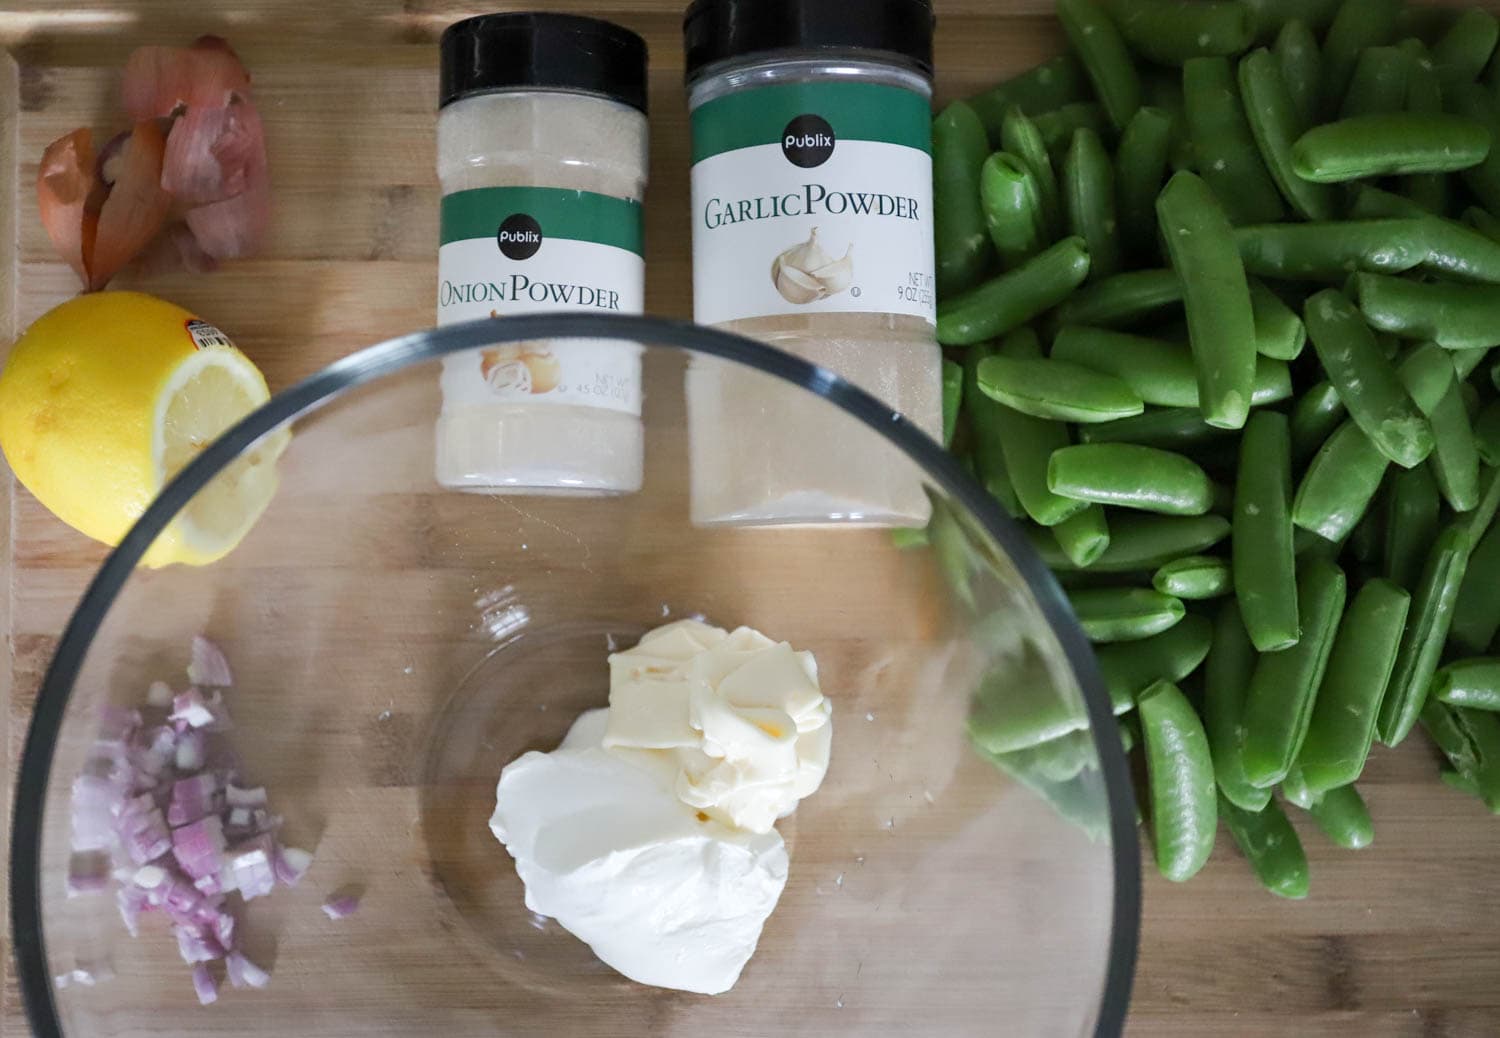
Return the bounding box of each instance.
[437,186,644,415]
[690,81,935,327]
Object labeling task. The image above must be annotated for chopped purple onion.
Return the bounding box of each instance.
[188,636,234,688]
[170,689,217,729]
[274,846,313,887]
[174,924,222,964]
[175,729,207,772]
[224,951,269,990]
[321,892,361,920]
[119,806,172,865]
[147,680,175,708]
[171,815,227,879]
[66,853,111,898]
[194,871,226,897]
[97,704,142,746]
[116,887,146,937]
[225,784,267,808]
[214,911,236,951]
[191,963,218,1005]
[227,836,276,901]
[167,773,220,827]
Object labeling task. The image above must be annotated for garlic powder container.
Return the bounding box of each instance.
[436,14,649,495]
[683,0,939,526]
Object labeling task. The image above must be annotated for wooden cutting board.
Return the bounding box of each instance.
[3,2,1500,1035]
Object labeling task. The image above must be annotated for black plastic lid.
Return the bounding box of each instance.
[683,0,935,80]
[440,13,649,114]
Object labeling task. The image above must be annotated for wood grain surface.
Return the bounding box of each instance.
[2,1,1500,1036]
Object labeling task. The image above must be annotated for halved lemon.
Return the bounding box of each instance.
[0,291,287,567]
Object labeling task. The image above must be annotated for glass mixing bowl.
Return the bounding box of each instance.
[10,315,1139,1036]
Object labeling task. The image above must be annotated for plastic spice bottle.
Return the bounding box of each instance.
[683,0,939,526]
[436,14,649,495]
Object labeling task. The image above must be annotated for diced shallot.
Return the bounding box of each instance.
[274,846,313,887]
[192,963,218,1005]
[188,635,233,687]
[224,950,270,990]
[321,892,361,920]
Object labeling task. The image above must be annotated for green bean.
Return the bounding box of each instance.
[1280,767,1319,810]
[1233,220,1426,281]
[1059,0,1142,133]
[1297,578,1410,794]
[1002,106,1064,238]
[1463,206,1500,244]
[1427,383,1480,513]
[1351,273,1500,352]
[1379,522,1472,747]
[1155,171,1258,428]
[1433,658,1500,711]
[1032,513,1231,572]
[1320,0,1405,117]
[1063,128,1121,281]
[932,101,993,297]
[1290,380,1346,467]
[1051,326,1290,410]
[1274,20,1321,128]
[1339,45,1411,118]
[1308,785,1374,849]
[1182,57,1285,225]
[980,152,1048,267]
[1069,587,1186,642]
[1293,419,1390,542]
[1451,522,1500,655]
[1420,699,1500,812]
[1385,463,1441,589]
[964,345,1027,520]
[1238,48,1338,222]
[1153,555,1231,599]
[1139,679,1217,881]
[937,236,1092,346]
[1442,84,1500,216]
[1053,267,1179,327]
[1243,0,1342,39]
[1304,289,1433,469]
[1291,113,1492,182]
[1433,9,1500,86]
[1395,343,1457,417]
[1051,504,1111,568]
[1242,558,1346,788]
[941,358,962,448]
[1204,601,1273,812]
[1114,107,1173,262]
[977,354,1144,424]
[1230,410,1298,651]
[1048,442,1213,516]
[968,54,1091,144]
[1219,795,1310,898]
[1034,103,1112,158]
[1474,400,1500,467]
[1079,407,1231,450]
[1112,0,1254,64]
[1096,614,1213,712]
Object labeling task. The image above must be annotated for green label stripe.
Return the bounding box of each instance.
[691,81,931,163]
[440,186,643,255]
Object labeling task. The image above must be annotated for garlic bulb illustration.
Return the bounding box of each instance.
[771,228,855,304]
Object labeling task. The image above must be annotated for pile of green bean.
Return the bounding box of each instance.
[927,0,1500,897]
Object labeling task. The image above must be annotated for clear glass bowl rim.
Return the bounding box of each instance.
[8,312,1141,1037]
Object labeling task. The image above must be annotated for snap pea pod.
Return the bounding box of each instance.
[1304,289,1433,469]
[1110,0,1252,64]
[981,746,1112,840]
[977,354,1144,424]
[1416,217,1500,284]
[1063,128,1121,281]
[1233,220,1426,281]
[1244,0,1342,39]
[1402,40,1448,216]
[1052,267,1180,328]
[1420,699,1500,812]
[1069,587,1186,642]
[1296,578,1411,795]
[1347,495,1385,567]
[1052,504,1111,568]
[1249,280,1306,361]
[1078,407,1230,450]
[1464,206,1500,244]
[1290,380,1346,466]
[1096,614,1213,712]
[986,331,1089,527]
[1292,420,1389,542]
[1051,326,1290,411]
[967,54,1091,144]
[1433,658,1500,711]
[1114,106,1173,262]
[964,345,1026,520]
[1396,342,1457,416]
[1432,8,1500,86]
[1378,522,1472,747]
[967,647,1088,754]
[1002,106,1064,238]
[1139,679,1217,882]
[980,152,1048,267]
[1291,113,1492,182]
[1048,442,1214,516]
[1030,513,1231,572]
[1004,728,1099,784]
[1241,558,1347,788]
[1182,57,1285,225]
[890,526,928,550]
[1204,601,1273,812]
[1441,768,1480,796]
[1339,45,1411,118]
[1153,555,1231,599]
[1280,767,1319,810]
[1274,19,1321,128]
[1437,84,1500,214]
[1319,0,1406,117]
[937,236,1092,346]
[1450,522,1500,654]
[941,359,962,448]
[1239,48,1337,222]
[1475,400,1500,467]
[1463,467,1500,544]
[1453,347,1490,380]
[1059,0,1142,133]
[932,101,994,297]
[1351,273,1500,352]
[1427,382,1481,513]
[1347,182,1437,221]
[1035,103,1112,158]
[1231,410,1298,651]
[1219,796,1310,899]
[1385,463,1441,590]
[1307,785,1374,849]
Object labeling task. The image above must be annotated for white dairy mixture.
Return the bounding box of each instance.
[490,620,833,994]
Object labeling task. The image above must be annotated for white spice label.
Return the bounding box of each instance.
[690,81,935,327]
[437,186,645,416]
